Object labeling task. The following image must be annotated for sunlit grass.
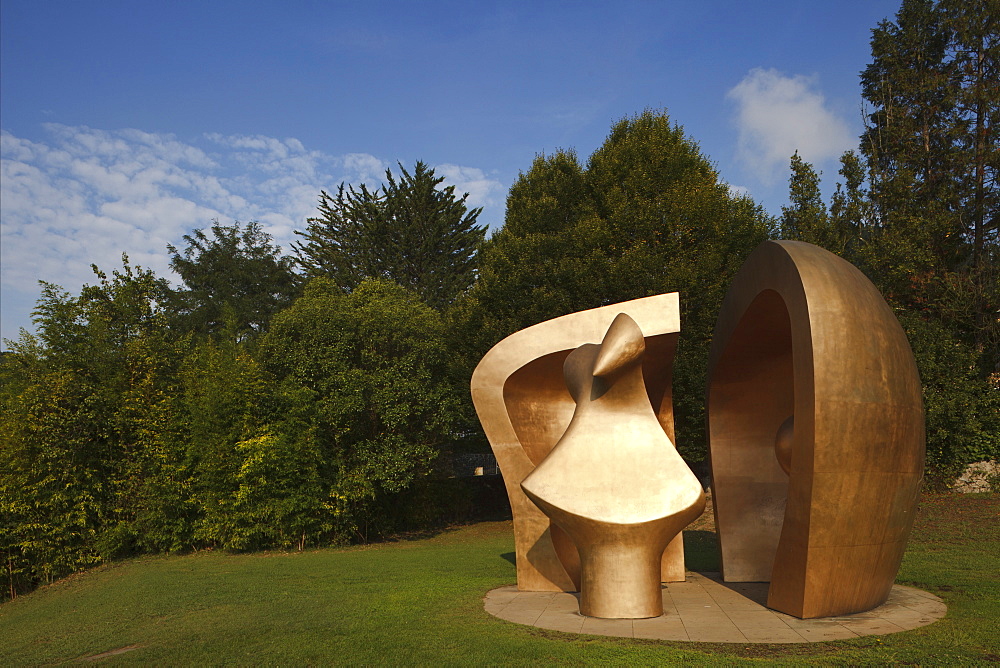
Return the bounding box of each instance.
[2,494,997,665]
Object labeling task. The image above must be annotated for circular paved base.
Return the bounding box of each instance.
[484,572,946,643]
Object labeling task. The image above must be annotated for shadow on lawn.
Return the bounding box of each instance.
[496,530,720,573]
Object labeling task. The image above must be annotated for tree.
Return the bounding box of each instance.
[828,151,872,256]
[941,0,1000,272]
[777,0,1000,480]
[167,220,299,339]
[780,152,835,251]
[294,162,487,310]
[169,335,330,552]
[0,257,184,596]
[897,311,1000,480]
[858,0,998,368]
[259,279,463,541]
[457,110,774,463]
[1,371,105,594]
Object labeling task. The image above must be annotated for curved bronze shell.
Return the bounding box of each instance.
[707,240,925,618]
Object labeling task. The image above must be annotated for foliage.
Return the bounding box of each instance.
[857,0,998,371]
[294,162,487,309]
[457,110,774,462]
[0,257,183,597]
[828,150,871,256]
[898,312,1000,481]
[781,152,838,252]
[780,0,999,480]
[167,220,299,339]
[228,431,329,551]
[176,336,274,551]
[259,279,463,541]
[1,371,104,595]
[2,255,472,599]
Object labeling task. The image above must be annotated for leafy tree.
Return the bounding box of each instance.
[1,371,104,595]
[451,150,610,354]
[259,279,463,541]
[173,336,263,550]
[168,220,299,339]
[75,260,186,560]
[229,430,328,551]
[780,152,837,251]
[898,311,1000,481]
[457,110,774,463]
[502,149,593,238]
[0,257,183,595]
[170,336,329,552]
[294,162,487,309]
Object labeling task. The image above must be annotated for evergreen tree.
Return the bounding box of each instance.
[167,220,299,340]
[858,0,998,368]
[294,162,487,310]
[941,0,999,357]
[458,110,774,463]
[777,0,1000,479]
[780,152,834,250]
[828,151,872,256]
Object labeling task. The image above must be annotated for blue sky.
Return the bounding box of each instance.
[1,0,901,346]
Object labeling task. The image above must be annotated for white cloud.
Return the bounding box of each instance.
[342,153,388,183]
[434,163,504,211]
[0,125,504,345]
[727,68,854,185]
[726,184,752,199]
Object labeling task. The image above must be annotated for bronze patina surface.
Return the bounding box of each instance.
[707,240,925,619]
[471,294,687,593]
[521,314,705,618]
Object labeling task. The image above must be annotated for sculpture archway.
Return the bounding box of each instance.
[707,240,925,618]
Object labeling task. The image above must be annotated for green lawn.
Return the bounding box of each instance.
[2,493,998,666]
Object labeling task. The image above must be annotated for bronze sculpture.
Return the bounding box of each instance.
[521,313,705,618]
[707,240,925,619]
[471,294,690,595]
[473,240,924,621]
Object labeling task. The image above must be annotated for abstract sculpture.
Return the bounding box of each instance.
[521,313,705,618]
[707,240,925,619]
[471,294,691,596]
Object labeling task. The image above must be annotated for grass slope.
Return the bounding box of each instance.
[1,493,998,666]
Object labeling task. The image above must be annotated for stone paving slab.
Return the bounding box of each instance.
[483,572,946,643]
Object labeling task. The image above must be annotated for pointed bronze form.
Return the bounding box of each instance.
[707,240,925,619]
[521,314,705,619]
[471,294,687,593]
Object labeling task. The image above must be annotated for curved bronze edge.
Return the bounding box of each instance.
[471,293,684,592]
[707,240,925,619]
